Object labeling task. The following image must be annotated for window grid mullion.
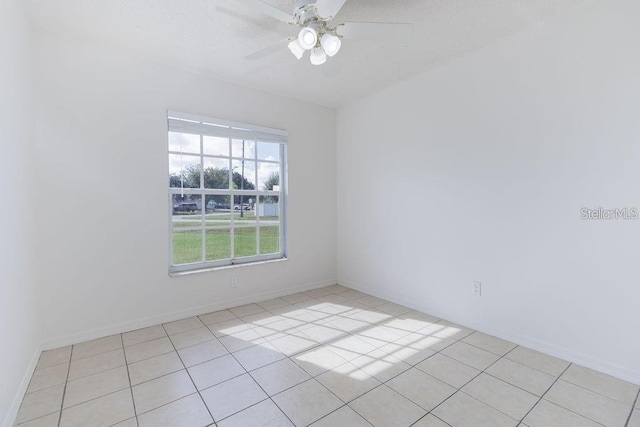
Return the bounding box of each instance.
[200,135,205,262]
[228,137,235,261]
[170,190,279,197]
[279,144,285,255]
[253,141,260,255]
[168,151,279,165]
[168,193,174,269]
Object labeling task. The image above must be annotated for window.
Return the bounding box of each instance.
[168,111,287,273]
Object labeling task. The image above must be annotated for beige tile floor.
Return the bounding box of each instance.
[15,285,640,427]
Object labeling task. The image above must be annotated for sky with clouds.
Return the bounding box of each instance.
[168,132,280,190]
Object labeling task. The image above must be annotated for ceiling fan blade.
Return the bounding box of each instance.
[237,0,292,23]
[314,0,348,20]
[244,38,289,60]
[336,22,413,42]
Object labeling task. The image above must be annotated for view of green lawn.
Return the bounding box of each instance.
[172,226,279,264]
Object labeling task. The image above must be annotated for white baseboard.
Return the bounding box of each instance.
[338,278,640,385]
[41,279,337,350]
[2,344,42,427]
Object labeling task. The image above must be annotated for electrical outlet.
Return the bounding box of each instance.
[231,277,238,288]
[472,281,482,296]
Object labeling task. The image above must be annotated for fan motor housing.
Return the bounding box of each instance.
[293,0,318,25]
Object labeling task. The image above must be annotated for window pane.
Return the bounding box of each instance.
[257,141,280,161]
[257,162,280,191]
[203,136,229,157]
[234,227,257,258]
[169,132,200,154]
[203,158,230,189]
[258,195,280,220]
[172,195,202,213]
[207,196,231,216]
[173,230,202,264]
[204,196,233,228]
[233,197,256,226]
[169,154,201,188]
[206,229,231,261]
[260,226,279,255]
[172,195,202,228]
[232,160,256,191]
[204,195,230,216]
[232,139,256,159]
[258,195,279,255]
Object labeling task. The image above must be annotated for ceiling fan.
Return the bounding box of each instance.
[239,0,413,65]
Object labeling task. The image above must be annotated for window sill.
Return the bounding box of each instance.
[169,257,288,277]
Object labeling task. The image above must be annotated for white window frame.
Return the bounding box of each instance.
[167,111,288,274]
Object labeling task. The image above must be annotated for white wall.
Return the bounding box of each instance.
[0,0,40,425]
[33,33,337,347]
[337,1,640,383]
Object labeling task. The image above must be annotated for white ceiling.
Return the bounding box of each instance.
[24,0,595,108]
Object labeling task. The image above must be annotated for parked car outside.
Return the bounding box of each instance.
[173,203,198,213]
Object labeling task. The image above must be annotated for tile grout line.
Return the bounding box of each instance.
[624,388,640,427]
[215,294,450,424]
[159,320,219,425]
[13,387,61,426]
[517,362,573,425]
[301,315,467,425]
[410,344,522,426]
[458,341,636,419]
[411,412,453,427]
[120,333,139,427]
[291,372,360,424]
[529,367,637,427]
[564,377,638,404]
[268,372,359,425]
[67,352,127,381]
[398,335,464,427]
[68,348,121,364]
[210,396,274,425]
[527,386,615,426]
[56,345,74,427]
[221,337,299,427]
[56,364,131,404]
[308,401,375,427]
[14,351,69,427]
[253,301,462,425]
[126,345,175,370]
[397,328,612,427]
[461,344,560,398]
[162,315,302,427]
[127,328,213,412]
[322,319,464,424]
[211,306,346,426]
[206,294,401,425]
[405,342,498,426]
[45,342,138,424]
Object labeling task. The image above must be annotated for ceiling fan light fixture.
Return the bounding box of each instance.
[298,26,318,50]
[287,39,305,59]
[310,46,327,65]
[320,33,341,57]
[240,0,413,68]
